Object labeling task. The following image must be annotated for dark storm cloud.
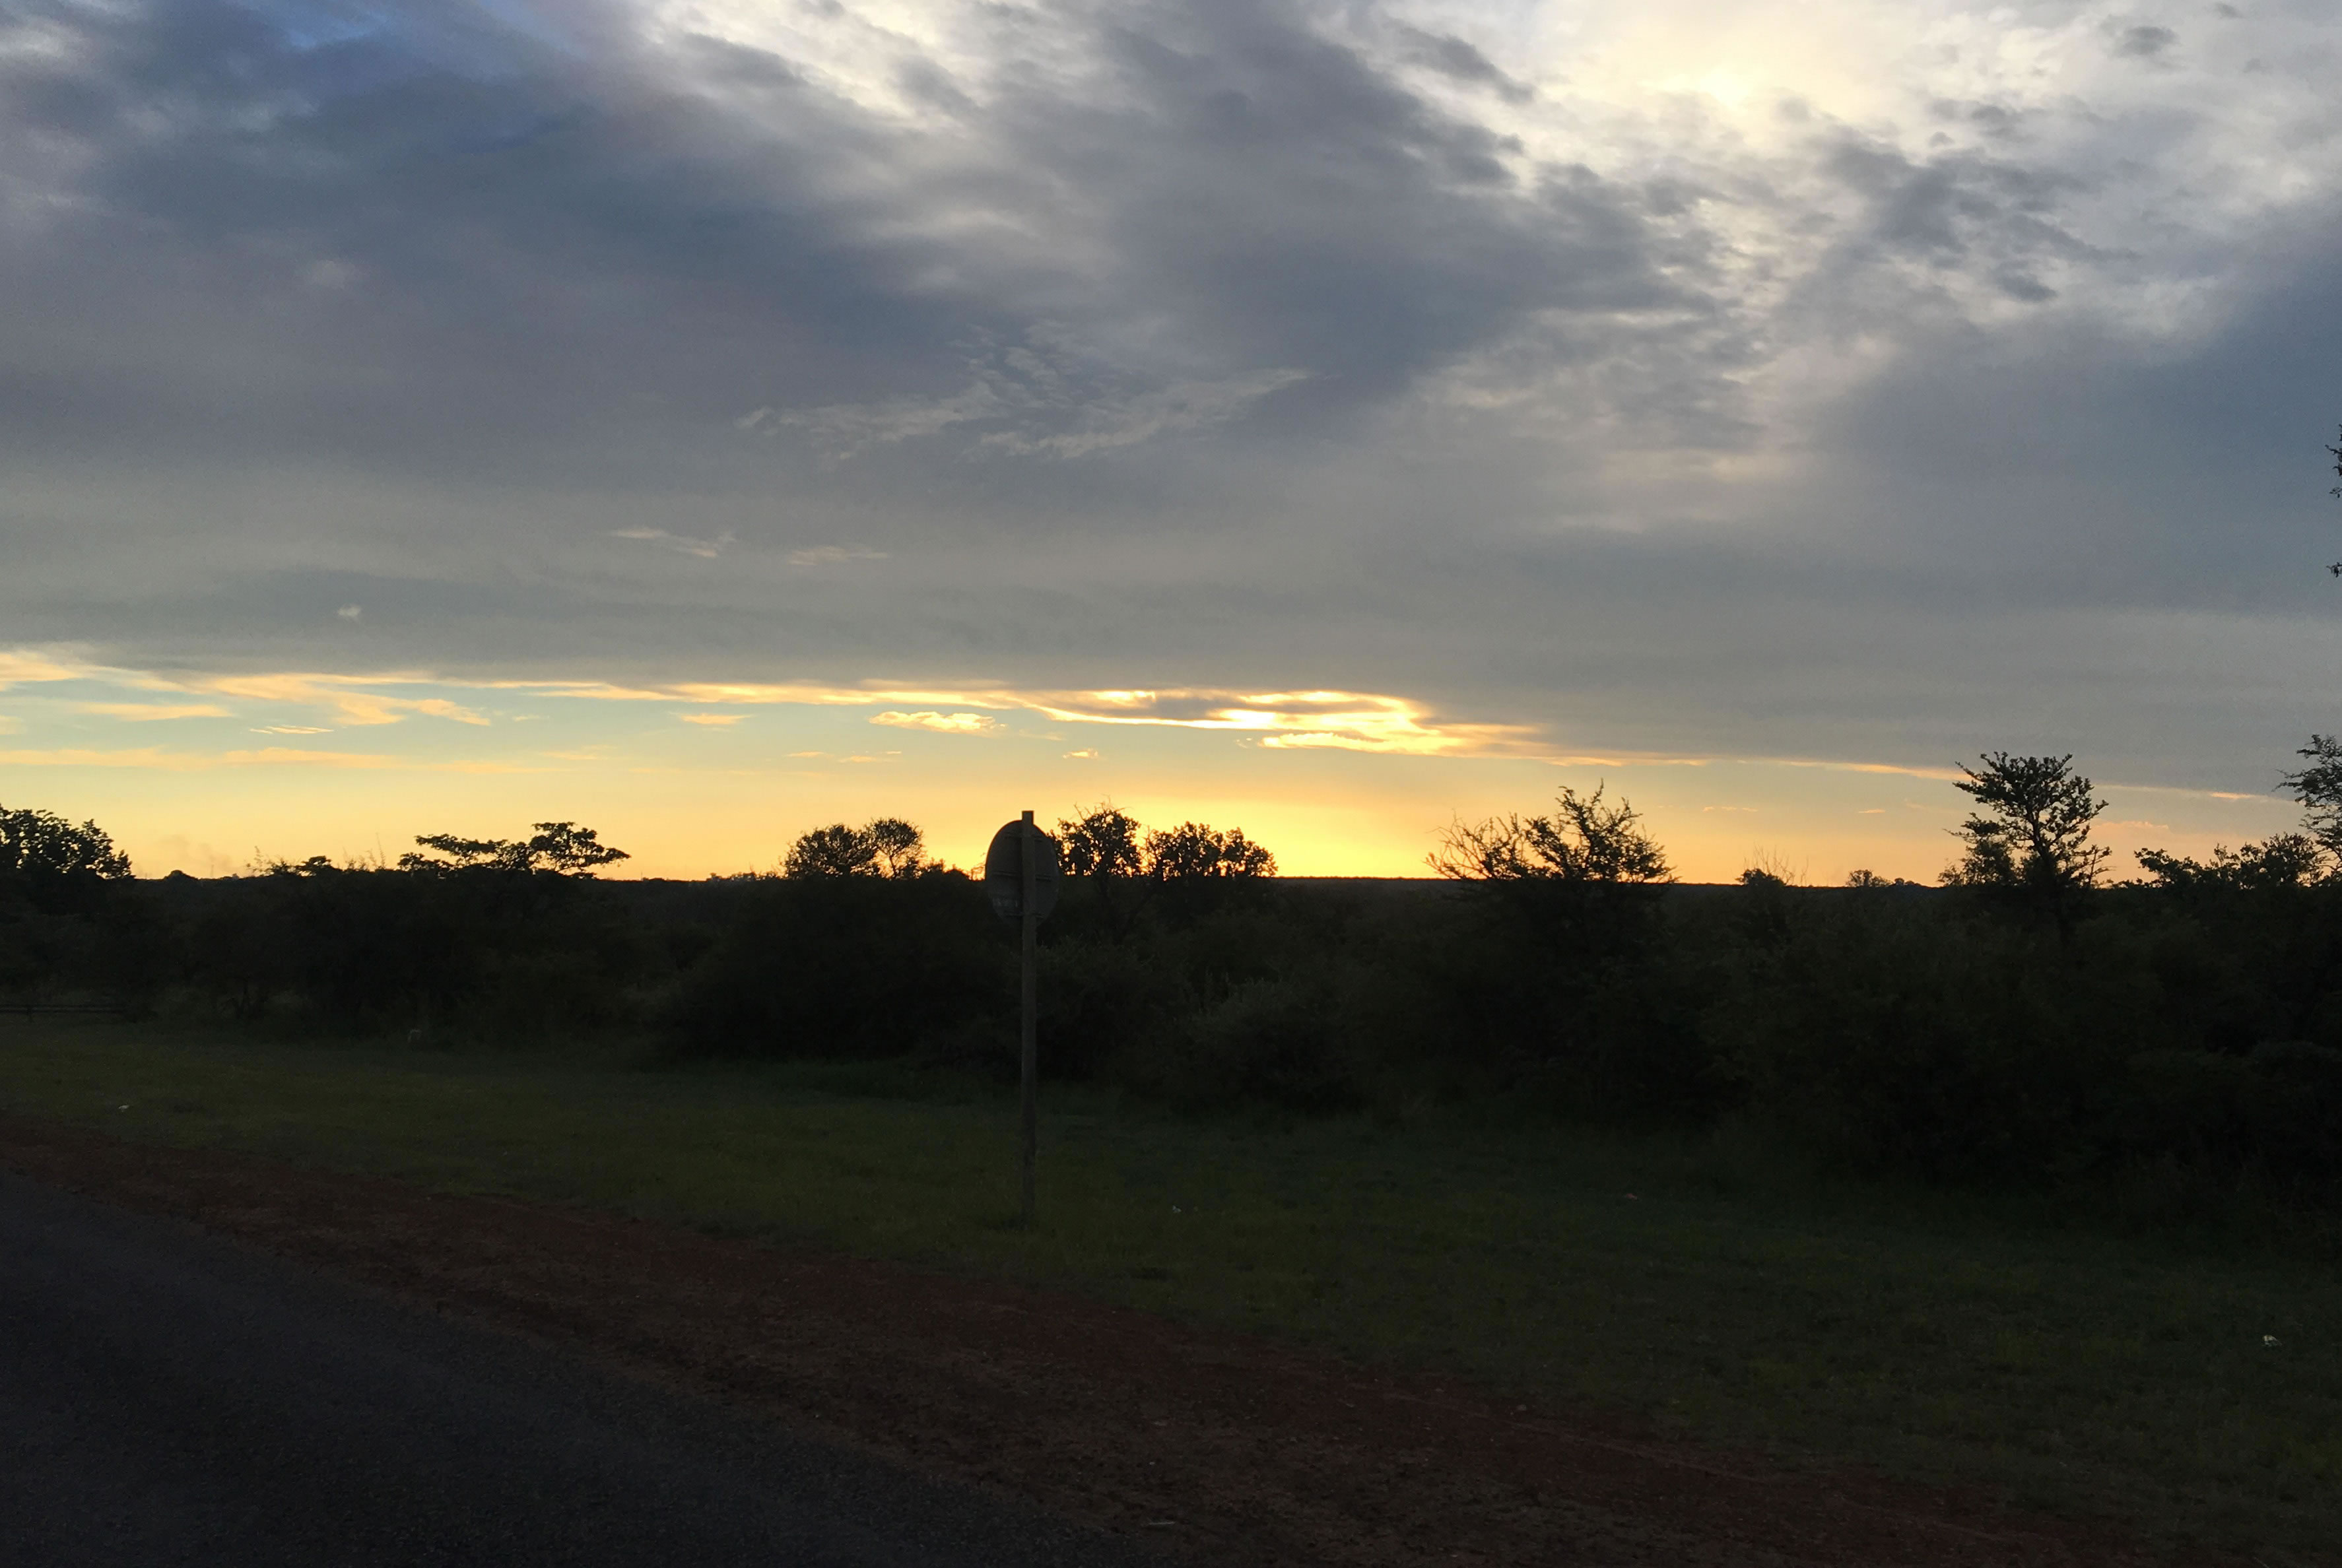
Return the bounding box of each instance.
[0,0,988,480]
[0,0,1702,484]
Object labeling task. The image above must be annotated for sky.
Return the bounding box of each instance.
[3,0,2340,880]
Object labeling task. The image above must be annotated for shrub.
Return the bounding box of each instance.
[1152,977,1362,1113]
[663,874,1002,1058]
[1716,898,2153,1183]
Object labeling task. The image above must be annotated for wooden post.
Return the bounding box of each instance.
[1019,808,1038,1227]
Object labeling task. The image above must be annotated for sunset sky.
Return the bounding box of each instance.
[4,0,2339,878]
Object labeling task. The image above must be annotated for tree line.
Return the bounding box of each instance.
[5,738,2342,1204]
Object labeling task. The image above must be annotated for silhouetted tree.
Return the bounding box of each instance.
[1943,753,2106,933]
[1057,804,1155,936]
[398,822,630,876]
[2282,735,2342,861]
[1143,822,1277,880]
[1057,805,1146,880]
[1429,785,1670,884]
[2135,833,2327,892]
[0,805,132,883]
[1055,804,1277,936]
[781,817,937,879]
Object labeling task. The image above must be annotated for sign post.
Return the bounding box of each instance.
[984,812,1059,1227]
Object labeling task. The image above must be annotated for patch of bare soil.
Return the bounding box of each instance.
[0,1115,2199,1566]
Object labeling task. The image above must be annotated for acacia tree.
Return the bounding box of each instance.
[1942,753,2107,930]
[399,822,630,876]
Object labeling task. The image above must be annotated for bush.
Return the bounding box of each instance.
[1715,897,2151,1183]
[663,874,1003,1059]
[1162,976,1360,1113]
[1037,934,1193,1080]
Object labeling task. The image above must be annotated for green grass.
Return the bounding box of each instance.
[2,1016,2335,1561]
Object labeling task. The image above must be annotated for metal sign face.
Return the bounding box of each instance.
[984,819,1061,923]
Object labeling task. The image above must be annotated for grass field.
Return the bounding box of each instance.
[2,1015,2336,1561]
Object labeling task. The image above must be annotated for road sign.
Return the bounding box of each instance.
[987,812,1059,1229]
[984,818,1061,923]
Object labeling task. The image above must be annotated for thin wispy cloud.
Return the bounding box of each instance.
[77,703,232,722]
[785,546,888,568]
[193,676,489,729]
[611,528,736,560]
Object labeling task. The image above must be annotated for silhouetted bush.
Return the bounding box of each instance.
[661,872,1003,1059]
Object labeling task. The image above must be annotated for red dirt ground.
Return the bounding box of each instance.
[0,1115,2221,1566]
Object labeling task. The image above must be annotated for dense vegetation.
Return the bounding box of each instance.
[7,750,2342,1208]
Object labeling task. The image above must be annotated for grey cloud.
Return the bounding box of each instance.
[975,0,1690,414]
[1821,138,2087,263]
[1778,133,2104,328]
[1393,24,1535,104]
[1813,203,2342,608]
[1926,99,2034,143]
[2112,23,2179,58]
[0,0,1703,490]
[0,1,986,480]
[3,0,2337,800]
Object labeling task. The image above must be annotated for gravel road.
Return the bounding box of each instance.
[0,1171,1160,1567]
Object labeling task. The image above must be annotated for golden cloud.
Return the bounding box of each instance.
[0,746,477,771]
[194,674,488,727]
[1020,689,1535,757]
[77,702,232,722]
[0,647,108,690]
[870,710,1002,734]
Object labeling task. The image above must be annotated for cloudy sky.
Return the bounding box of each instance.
[3,0,2340,878]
